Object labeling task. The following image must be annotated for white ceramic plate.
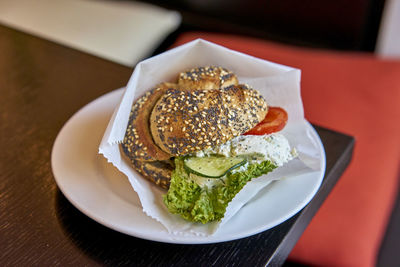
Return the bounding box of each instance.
[51,88,326,244]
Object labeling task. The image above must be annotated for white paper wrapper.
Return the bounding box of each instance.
[99,39,321,236]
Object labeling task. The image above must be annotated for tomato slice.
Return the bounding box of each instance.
[244,107,288,135]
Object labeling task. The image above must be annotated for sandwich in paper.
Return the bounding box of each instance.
[121,66,296,224]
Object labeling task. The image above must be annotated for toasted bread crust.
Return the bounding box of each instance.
[130,159,173,189]
[121,83,176,161]
[178,66,238,90]
[120,149,173,189]
[150,84,268,156]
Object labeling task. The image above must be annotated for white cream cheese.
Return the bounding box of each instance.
[191,133,296,187]
[231,134,296,167]
[194,133,296,167]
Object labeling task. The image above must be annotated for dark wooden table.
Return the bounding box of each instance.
[0,24,354,266]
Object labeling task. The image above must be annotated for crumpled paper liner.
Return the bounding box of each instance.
[99,39,321,236]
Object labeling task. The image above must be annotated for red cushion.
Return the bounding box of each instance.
[172,32,400,267]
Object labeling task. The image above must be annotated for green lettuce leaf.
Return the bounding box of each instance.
[163,157,277,224]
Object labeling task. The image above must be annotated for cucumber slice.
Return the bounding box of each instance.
[183,155,246,178]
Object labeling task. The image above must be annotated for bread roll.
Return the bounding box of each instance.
[122,67,269,189]
[150,84,268,156]
[178,66,238,90]
[130,158,174,189]
[121,83,175,161]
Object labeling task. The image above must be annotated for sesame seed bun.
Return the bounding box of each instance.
[120,149,173,189]
[121,67,268,189]
[130,158,173,189]
[178,66,238,90]
[121,82,176,161]
[150,84,268,156]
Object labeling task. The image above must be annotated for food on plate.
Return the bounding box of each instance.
[121,66,296,223]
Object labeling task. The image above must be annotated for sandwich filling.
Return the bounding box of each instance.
[164,133,296,224]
